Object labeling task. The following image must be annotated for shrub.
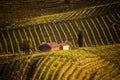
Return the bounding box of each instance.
[20,38,33,53]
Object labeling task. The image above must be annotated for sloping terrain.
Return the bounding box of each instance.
[0,1,120,80]
[0,44,120,80]
[0,2,120,53]
[1,0,119,26]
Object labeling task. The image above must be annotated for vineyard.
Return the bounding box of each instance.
[0,0,120,80]
[0,2,120,53]
[0,44,120,80]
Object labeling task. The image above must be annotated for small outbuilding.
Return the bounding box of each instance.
[39,42,60,52]
[59,42,70,50]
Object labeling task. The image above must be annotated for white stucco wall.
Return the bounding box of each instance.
[63,45,69,50]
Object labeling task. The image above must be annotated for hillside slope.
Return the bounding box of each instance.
[0,44,120,80]
[1,0,119,26]
[0,2,120,53]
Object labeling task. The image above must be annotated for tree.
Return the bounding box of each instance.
[64,0,70,4]
[20,38,33,53]
[78,31,83,47]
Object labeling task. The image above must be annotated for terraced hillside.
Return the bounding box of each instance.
[0,2,120,53]
[0,44,120,80]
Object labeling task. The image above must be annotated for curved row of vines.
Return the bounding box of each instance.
[0,44,120,80]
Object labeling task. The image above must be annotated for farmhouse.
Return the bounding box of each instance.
[39,42,59,52]
[59,42,70,50]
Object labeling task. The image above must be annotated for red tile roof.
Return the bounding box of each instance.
[59,43,69,46]
[46,42,59,48]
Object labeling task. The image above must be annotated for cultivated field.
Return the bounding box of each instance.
[0,44,120,80]
[0,1,120,80]
[0,2,120,53]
